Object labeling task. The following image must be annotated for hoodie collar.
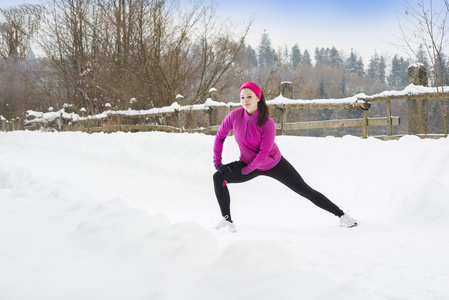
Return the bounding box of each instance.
[244,108,259,121]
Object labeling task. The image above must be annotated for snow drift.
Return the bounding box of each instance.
[1,131,448,300]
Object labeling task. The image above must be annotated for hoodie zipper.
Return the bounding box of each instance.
[245,120,249,139]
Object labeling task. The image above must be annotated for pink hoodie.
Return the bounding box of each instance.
[213,108,282,174]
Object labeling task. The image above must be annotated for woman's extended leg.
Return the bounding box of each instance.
[265,157,345,217]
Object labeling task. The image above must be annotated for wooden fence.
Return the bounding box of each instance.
[20,82,385,138]
[4,65,448,139]
[1,117,23,131]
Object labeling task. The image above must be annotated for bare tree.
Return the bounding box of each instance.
[0,4,44,59]
[39,0,97,112]
[397,0,449,136]
[37,0,252,113]
[0,4,45,120]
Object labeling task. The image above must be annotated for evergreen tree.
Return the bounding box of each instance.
[283,45,289,65]
[318,81,328,99]
[356,57,365,76]
[388,55,410,88]
[346,50,358,74]
[314,47,322,65]
[368,53,379,79]
[315,47,331,66]
[258,30,276,67]
[400,57,411,86]
[330,47,343,68]
[315,47,341,68]
[246,45,258,68]
[340,75,347,97]
[388,55,401,87]
[378,56,386,83]
[368,53,386,82]
[417,44,430,70]
[302,49,312,66]
[291,43,302,70]
[434,52,449,85]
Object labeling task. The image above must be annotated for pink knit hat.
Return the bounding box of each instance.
[239,82,262,99]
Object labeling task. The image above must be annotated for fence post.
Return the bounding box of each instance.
[275,106,287,135]
[80,108,86,132]
[209,88,219,102]
[206,88,227,135]
[15,117,21,131]
[162,115,167,129]
[176,95,185,132]
[408,64,428,135]
[275,82,293,135]
[386,100,392,136]
[208,107,217,133]
[363,110,368,138]
[59,112,63,131]
[279,81,293,99]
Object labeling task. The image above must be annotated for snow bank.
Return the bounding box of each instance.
[1,131,448,299]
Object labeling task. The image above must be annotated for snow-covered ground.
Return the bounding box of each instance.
[1,131,448,300]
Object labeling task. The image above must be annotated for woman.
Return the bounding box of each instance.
[212,82,357,232]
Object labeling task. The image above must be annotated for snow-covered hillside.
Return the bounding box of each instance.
[1,131,448,300]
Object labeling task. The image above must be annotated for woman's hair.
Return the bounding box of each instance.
[257,92,269,127]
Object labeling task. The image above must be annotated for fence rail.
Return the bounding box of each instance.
[20,85,380,138]
[3,73,448,139]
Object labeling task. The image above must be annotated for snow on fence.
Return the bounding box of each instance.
[13,82,441,139]
[22,82,377,137]
[6,66,447,139]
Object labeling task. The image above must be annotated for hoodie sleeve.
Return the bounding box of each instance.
[213,112,234,167]
[241,118,276,174]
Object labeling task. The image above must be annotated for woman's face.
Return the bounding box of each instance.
[240,88,260,115]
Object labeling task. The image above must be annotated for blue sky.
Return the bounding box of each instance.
[218,0,411,62]
[1,0,446,63]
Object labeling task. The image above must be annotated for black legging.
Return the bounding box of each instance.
[213,156,344,222]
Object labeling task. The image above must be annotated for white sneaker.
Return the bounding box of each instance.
[340,213,358,228]
[215,216,236,233]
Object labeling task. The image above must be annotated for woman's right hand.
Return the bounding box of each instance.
[216,164,232,176]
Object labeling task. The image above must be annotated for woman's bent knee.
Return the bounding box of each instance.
[213,171,225,183]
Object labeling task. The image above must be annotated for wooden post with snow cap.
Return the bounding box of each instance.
[79,108,87,132]
[175,95,185,132]
[279,81,293,99]
[209,88,219,102]
[59,112,63,131]
[408,64,428,135]
[176,94,185,106]
[363,110,368,138]
[15,117,22,131]
[276,82,293,135]
[206,88,224,134]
